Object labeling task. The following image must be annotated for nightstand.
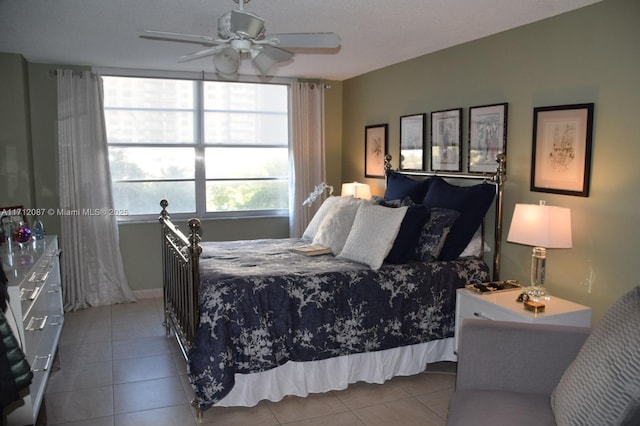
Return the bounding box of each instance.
[454,287,592,354]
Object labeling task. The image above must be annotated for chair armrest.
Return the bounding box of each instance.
[456,319,590,395]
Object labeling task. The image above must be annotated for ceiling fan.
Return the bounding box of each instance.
[140,0,341,79]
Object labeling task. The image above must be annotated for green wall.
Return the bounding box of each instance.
[342,0,640,324]
[0,54,34,208]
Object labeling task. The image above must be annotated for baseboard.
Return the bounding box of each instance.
[133,288,163,299]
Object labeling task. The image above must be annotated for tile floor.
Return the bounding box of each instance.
[44,297,457,425]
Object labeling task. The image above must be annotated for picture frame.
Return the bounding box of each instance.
[468,103,508,173]
[365,123,388,178]
[531,103,594,197]
[430,108,462,171]
[399,113,426,170]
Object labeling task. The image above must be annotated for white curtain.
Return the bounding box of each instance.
[57,69,136,311]
[289,82,327,237]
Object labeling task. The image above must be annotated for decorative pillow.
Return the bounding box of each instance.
[413,207,460,261]
[302,196,341,241]
[423,177,495,260]
[338,204,408,270]
[551,286,640,426]
[312,197,366,255]
[459,228,491,258]
[385,171,431,204]
[371,195,415,208]
[385,205,430,264]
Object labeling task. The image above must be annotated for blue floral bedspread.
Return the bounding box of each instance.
[189,238,489,408]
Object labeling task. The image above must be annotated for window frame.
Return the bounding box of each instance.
[101,70,293,223]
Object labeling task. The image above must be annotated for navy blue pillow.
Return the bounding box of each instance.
[423,177,496,260]
[384,171,432,204]
[385,205,430,264]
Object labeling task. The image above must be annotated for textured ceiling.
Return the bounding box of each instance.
[0,0,601,80]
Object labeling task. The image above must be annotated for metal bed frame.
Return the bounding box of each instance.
[158,154,506,415]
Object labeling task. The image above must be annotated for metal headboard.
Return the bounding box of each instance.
[384,153,506,281]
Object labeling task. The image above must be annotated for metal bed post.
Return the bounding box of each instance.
[187,218,202,345]
[159,200,204,418]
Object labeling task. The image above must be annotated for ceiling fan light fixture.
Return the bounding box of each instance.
[252,46,293,75]
[230,10,265,39]
[213,46,241,76]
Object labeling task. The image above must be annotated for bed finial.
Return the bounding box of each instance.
[160,199,169,220]
[384,154,393,173]
[188,218,203,255]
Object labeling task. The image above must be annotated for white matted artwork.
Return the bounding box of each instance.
[468,103,508,173]
[399,113,426,170]
[430,108,462,171]
[531,103,594,197]
[365,124,388,178]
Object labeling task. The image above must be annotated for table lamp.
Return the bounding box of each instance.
[507,201,572,298]
[341,182,371,199]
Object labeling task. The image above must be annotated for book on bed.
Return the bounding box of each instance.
[290,245,332,256]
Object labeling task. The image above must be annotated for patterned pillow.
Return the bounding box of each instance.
[385,205,431,264]
[551,286,640,425]
[423,177,495,260]
[413,207,460,261]
[338,204,408,270]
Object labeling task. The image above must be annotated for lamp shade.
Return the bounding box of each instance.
[507,203,572,248]
[341,182,371,199]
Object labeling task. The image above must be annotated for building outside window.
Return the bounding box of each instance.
[103,76,290,220]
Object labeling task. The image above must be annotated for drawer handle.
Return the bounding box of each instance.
[473,312,495,321]
[47,285,61,294]
[50,315,64,326]
[29,271,50,283]
[26,315,48,331]
[32,354,52,372]
[20,286,43,301]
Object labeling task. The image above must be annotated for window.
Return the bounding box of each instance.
[103,76,290,220]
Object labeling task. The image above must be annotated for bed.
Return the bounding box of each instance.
[159,154,506,417]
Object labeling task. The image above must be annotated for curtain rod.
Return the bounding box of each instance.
[49,69,98,77]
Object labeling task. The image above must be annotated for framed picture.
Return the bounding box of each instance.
[430,108,462,171]
[365,124,388,178]
[531,103,594,197]
[468,103,508,173]
[399,113,426,170]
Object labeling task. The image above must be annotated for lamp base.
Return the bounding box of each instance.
[524,285,549,300]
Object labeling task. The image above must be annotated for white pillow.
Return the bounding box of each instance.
[338,204,408,270]
[302,196,340,241]
[312,197,365,254]
[459,228,492,258]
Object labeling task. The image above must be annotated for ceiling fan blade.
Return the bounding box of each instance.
[178,47,222,63]
[230,10,265,39]
[266,32,341,49]
[139,29,224,45]
[252,46,293,75]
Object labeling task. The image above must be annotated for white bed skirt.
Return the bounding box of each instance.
[214,337,456,407]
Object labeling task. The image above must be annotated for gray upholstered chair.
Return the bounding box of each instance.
[447,286,640,426]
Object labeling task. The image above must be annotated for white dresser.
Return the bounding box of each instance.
[455,287,591,354]
[2,236,64,425]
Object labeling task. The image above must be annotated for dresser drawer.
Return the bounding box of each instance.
[457,294,523,322]
[2,236,64,426]
[21,257,62,357]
